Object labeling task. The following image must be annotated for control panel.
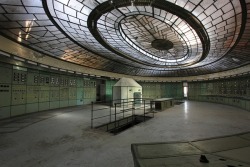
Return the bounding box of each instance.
[0,84,11,107]
[13,69,27,85]
[27,72,39,85]
[0,67,12,83]
[39,86,49,102]
[60,76,69,87]
[69,87,77,100]
[12,85,26,105]
[83,79,96,99]
[50,75,60,86]
[50,87,60,101]
[26,85,39,103]
[39,73,50,86]
[69,77,76,87]
[77,78,83,87]
[60,87,69,100]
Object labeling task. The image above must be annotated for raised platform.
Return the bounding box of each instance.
[95,114,153,134]
[131,132,250,167]
[152,98,174,111]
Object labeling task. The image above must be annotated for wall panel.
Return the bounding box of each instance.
[39,102,50,111]
[26,103,38,113]
[0,106,10,119]
[0,62,97,120]
[188,75,250,111]
[11,104,26,116]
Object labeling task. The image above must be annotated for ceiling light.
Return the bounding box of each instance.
[131,0,135,6]
[232,57,240,62]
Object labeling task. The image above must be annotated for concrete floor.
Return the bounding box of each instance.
[0,101,250,167]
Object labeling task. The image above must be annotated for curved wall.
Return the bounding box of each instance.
[0,35,249,120]
[0,35,250,82]
[188,77,250,111]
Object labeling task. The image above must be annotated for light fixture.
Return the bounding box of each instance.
[131,0,135,6]
[232,57,240,62]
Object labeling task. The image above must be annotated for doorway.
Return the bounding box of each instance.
[183,82,188,98]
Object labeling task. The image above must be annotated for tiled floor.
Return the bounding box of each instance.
[0,101,249,167]
[132,134,250,166]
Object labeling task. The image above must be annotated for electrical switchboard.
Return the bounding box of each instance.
[60,87,69,100]
[26,103,38,113]
[60,76,69,87]
[138,82,184,99]
[0,106,10,119]
[77,87,84,105]
[39,102,50,111]
[187,75,250,111]
[69,87,76,100]
[39,73,50,86]
[0,84,11,107]
[13,69,27,85]
[39,86,49,102]
[69,77,76,87]
[11,104,26,116]
[26,85,39,103]
[50,101,59,109]
[11,85,26,105]
[0,66,12,83]
[60,100,69,108]
[27,72,39,85]
[77,78,83,87]
[82,79,96,104]
[50,75,60,86]
[50,87,59,101]
[0,63,100,119]
[69,100,77,106]
[105,80,116,101]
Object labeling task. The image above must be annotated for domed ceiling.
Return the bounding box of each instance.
[0,0,249,77]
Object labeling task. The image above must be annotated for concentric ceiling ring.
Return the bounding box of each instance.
[88,0,210,67]
[36,0,245,76]
[118,14,189,63]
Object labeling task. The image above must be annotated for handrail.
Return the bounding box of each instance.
[91,107,110,111]
[91,98,155,129]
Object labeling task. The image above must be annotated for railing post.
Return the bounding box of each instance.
[123,99,124,118]
[132,99,135,126]
[144,100,145,122]
[152,101,155,118]
[110,100,112,123]
[91,101,93,128]
[150,100,154,118]
[114,103,117,134]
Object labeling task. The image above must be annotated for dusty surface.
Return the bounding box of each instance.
[0,101,250,167]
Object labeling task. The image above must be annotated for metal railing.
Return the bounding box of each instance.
[91,98,155,132]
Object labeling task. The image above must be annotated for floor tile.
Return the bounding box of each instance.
[191,136,250,153]
[239,133,250,141]
[215,146,250,163]
[134,143,202,158]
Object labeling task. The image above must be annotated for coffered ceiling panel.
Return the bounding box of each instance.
[0,0,249,77]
